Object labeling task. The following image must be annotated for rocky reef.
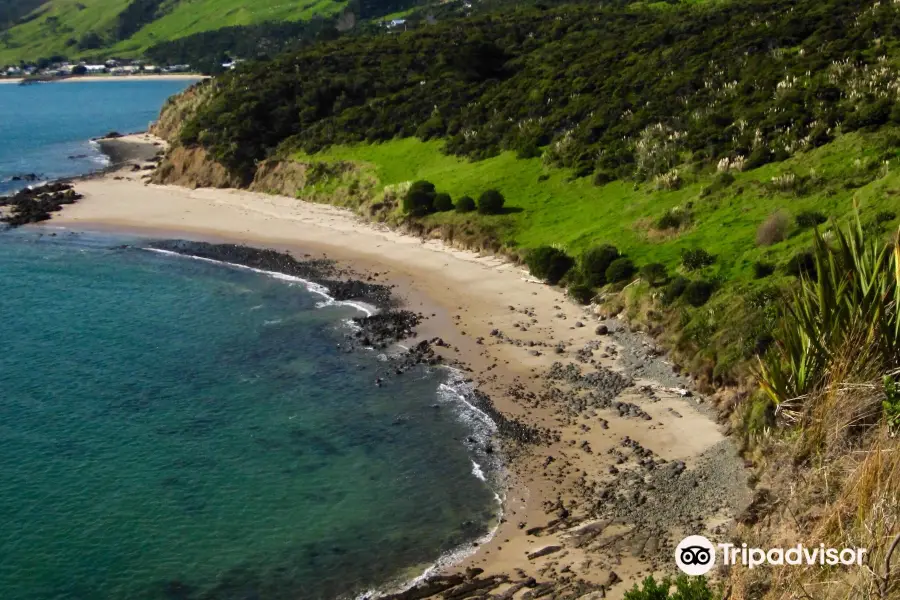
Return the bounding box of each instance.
[0,182,82,228]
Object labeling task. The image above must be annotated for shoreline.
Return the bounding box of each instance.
[0,74,205,85]
[44,135,751,598]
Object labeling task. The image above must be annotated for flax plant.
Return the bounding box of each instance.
[758,214,900,416]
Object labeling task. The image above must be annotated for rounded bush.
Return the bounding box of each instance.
[640,263,668,286]
[662,276,689,305]
[477,189,506,214]
[684,280,715,307]
[753,261,775,279]
[455,195,476,213]
[795,210,827,228]
[525,246,574,284]
[656,211,682,230]
[580,244,619,286]
[402,180,436,216]
[567,282,594,305]
[605,257,636,283]
[786,251,816,279]
[681,248,715,271]
[433,193,454,212]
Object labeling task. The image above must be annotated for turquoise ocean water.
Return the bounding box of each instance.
[0,83,497,599]
[0,80,196,194]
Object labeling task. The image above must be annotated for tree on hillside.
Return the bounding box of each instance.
[403,180,437,216]
[477,189,505,214]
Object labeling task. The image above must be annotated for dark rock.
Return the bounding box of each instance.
[596,325,609,335]
[0,182,83,228]
[527,545,562,560]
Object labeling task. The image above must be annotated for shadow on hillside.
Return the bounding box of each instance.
[496,206,524,215]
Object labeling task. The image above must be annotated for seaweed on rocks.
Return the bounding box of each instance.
[0,183,82,228]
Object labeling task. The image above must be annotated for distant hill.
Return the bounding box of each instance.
[0,0,351,64]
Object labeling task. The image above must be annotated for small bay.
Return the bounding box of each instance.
[0,81,497,599]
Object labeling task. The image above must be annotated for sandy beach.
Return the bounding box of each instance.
[0,74,204,85]
[48,135,750,599]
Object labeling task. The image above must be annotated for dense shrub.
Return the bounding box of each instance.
[681,248,715,271]
[402,180,436,216]
[753,261,775,279]
[593,170,615,186]
[525,246,574,284]
[580,244,619,286]
[756,211,790,246]
[786,250,817,278]
[605,257,636,283]
[715,171,735,188]
[416,115,446,140]
[656,210,683,230]
[433,193,454,212]
[477,189,505,215]
[876,210,897,224]
[640,263,668,286]
[662,276,689,305]
[624,575,716,600]
[796,210,827,228]
[684,280,716,307]
[567,282,595,305]
[455,195,476,213]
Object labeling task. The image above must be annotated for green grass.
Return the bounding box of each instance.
[296,131,900,381]
[298,133,900,279]
[109,0,345,55]
[0,0,347,63]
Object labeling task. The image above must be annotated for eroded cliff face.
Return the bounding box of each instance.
[150,146,245,189]
[248,160,311,197]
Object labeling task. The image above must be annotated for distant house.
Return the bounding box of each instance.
[5,66,23,76]
[110,65,139,75]
[84,65,106,74]
[388,18,406,28]
[164,64,191,73]
[143,65,161,73]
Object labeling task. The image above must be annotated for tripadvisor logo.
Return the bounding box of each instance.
[675,535,868,575]
[676,536,716,576]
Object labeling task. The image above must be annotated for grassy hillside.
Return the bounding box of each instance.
[299,135,899,272]
[0,0,347,63]
[291,128,899,380]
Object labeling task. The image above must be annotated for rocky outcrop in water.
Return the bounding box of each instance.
[147,241,397,307]
[0,183,82,228]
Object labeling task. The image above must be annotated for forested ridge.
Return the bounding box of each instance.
[181,0,900,181]
[161,0,900,388]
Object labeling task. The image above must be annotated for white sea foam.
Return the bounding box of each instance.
[353,369,507,599]
[87,140,112,167]
[145,248,377,317]
[355,491,505,600]
[471,460,487,482]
